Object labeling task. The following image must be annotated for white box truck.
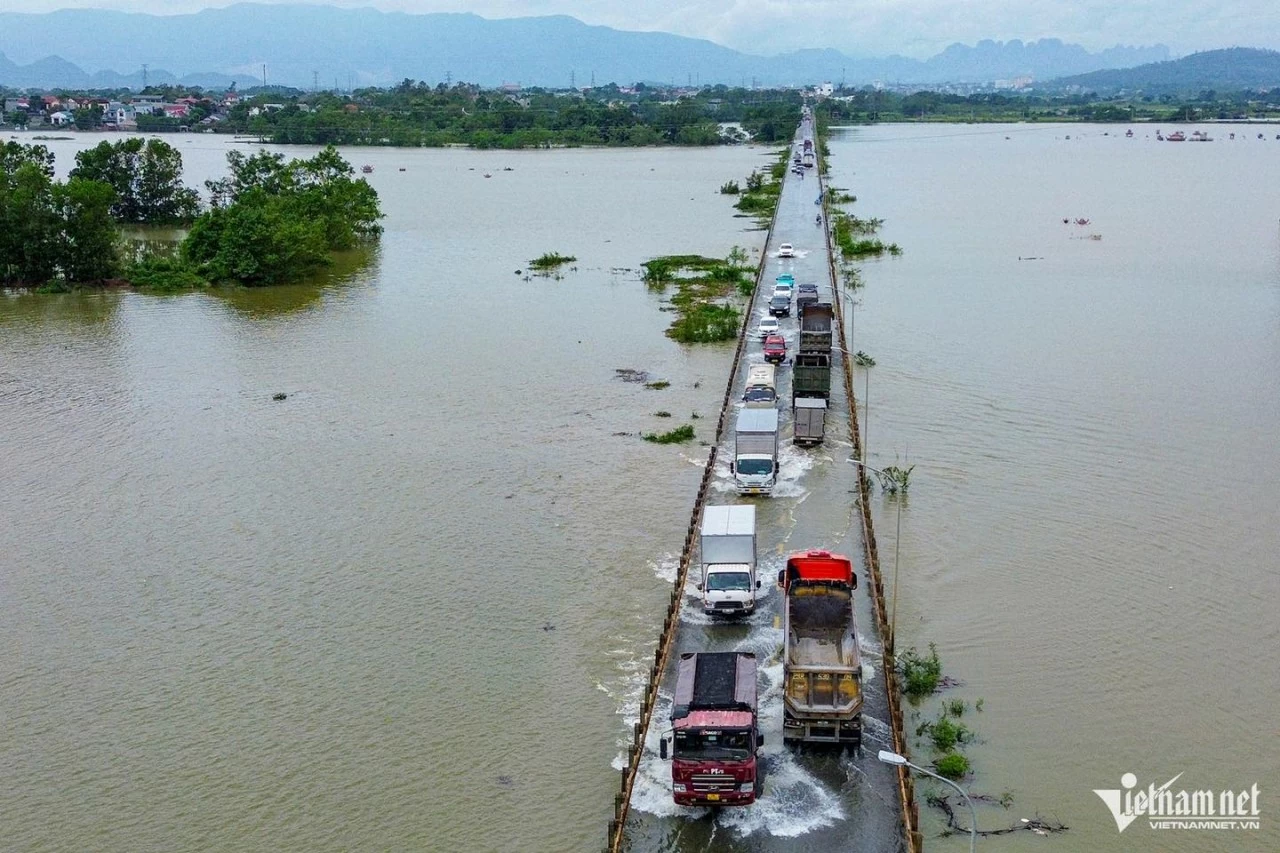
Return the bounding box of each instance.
[697,505,760,616]
[732,408,779,495]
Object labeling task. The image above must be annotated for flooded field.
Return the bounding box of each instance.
[828,122,1280,852]
[0,134,769,852]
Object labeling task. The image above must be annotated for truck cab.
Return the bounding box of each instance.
[661,652,762,806]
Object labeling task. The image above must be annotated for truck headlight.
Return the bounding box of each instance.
[673,783,687,793]
[739,781,755,794]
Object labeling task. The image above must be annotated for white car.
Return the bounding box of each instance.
[778,243,795,258]
[773,285,792,300]
[756,317,780,338]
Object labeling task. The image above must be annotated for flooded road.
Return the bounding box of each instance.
[0,135,771,852]
[621,132,905,852]
[828,123,1280,852]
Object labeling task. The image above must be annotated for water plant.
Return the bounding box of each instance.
[719,180,740,194]
[642,424,695,444]
[644,380,671,390]
[934,752,970,781]
[876,464,914,494]
[900,643,942,698]
[853,350,876,367]
[529,252,576,272]
[654,410,672,418]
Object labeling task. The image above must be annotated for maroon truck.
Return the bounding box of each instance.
[660,652,762,806]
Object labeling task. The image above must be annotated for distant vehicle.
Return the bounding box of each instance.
[756,316,780,339]
[743,364,777,409]
[778,243,795,258]
[769,294,791,317]
[796,283,819,310]
[772,285,793,300]
[659,652,762,806]
[361,165,373,174]
[763,335,787,364]
[798,303,833,354]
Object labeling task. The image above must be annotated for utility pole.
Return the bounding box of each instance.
[590,70,595,87]
[570,69,575,89]
[446,70,451,86]
[262,63,267,89]
[141,63,148,90]
[313,70,319,93]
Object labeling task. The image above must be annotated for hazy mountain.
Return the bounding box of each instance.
[1049,48,1280,95]
[0,4,1169,90]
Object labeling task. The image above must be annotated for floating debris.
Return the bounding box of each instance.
[272,392,288,401]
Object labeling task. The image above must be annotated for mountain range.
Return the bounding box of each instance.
[1050,48,1280,95]
[0,4,1171,90]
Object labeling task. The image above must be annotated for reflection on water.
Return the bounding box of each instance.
[211,246,381,317]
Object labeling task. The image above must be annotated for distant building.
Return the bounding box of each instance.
[49,111,73,126]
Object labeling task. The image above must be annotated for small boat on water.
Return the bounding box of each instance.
[1190,131,1213,142]
[361,164,373,174]
[1125,128,1134,137]
[1166,131,1186,142]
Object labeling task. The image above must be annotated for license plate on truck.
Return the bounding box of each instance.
[706,793,720,802]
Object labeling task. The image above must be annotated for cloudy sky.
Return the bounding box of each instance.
[5,0,1278,58]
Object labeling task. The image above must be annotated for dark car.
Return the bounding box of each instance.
[768,294,791,317]
[763,335,787,364]
[796,283,819,310]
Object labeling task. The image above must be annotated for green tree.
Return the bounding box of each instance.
[183,146,381,286]
[0,162,61,285]
[0,141,55,177]
[73,106,104,130]
[70,138,199,224]
[54,178,120,282]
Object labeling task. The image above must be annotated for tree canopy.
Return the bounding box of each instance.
[71,138,199,224]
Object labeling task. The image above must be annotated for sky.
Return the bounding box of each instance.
[3,0,1278,58]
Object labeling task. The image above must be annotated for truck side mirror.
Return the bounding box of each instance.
[694,583,703,592]
[756,579,762,589]
[659,737,669,760]
[729,462,735,474]
[757,733,764,747]
[777,569,785,587]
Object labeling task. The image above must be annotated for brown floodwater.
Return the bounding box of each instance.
[828,122,1280,852]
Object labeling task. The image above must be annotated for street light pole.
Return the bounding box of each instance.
[847,457,902,649]
[878,750,978,853]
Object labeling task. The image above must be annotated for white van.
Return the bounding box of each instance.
[743,363,777,408]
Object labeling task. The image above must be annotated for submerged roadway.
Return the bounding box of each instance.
[620,121,906,852]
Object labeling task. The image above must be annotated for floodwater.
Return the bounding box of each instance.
[828,123,1280,851]
[0,134,772,852]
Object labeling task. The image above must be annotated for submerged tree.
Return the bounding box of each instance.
[70,138,199,224]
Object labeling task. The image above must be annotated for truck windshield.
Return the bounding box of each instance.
[743,387,775,403]
[736,459,774,476]
[674,729,753,761]
[707,572,751,591]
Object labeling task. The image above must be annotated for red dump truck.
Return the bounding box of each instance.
[778,551,862,745]
[660,652,762,806]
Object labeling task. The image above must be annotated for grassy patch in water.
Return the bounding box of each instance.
[529,252,577,272]
[641,251,754,344]
[642,424,695,444]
